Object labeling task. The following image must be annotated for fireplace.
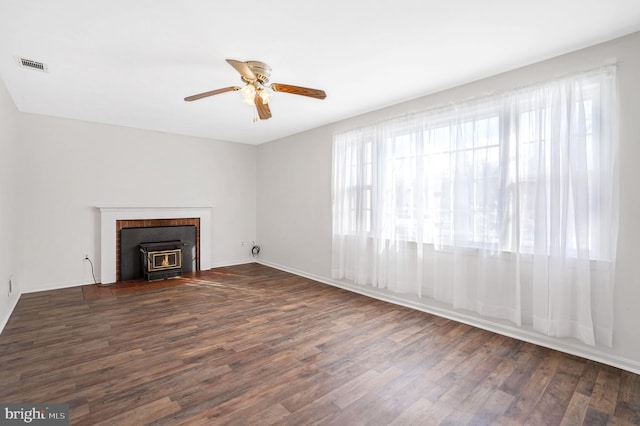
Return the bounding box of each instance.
[140,242,184,281]
[98,206,213,284]
[119,222,197,281]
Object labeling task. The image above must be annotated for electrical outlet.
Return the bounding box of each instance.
[84,254,89,261]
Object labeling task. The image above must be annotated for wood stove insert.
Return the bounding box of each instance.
[139,241,186,281]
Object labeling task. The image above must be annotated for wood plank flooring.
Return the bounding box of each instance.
[1,263,639,425]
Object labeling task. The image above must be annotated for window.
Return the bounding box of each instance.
[334,71,615,260]
[332,66,618,347]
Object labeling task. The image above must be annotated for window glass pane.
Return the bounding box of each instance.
[430,126,450,153]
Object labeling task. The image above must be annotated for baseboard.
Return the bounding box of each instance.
[0,291,21,335]
[210,258,255,268]
[257,259,640,375]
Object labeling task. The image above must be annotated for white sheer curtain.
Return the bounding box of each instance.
[332,66,618,346]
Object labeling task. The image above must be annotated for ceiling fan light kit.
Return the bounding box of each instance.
[240,83,256,104]
[185,59,326,121]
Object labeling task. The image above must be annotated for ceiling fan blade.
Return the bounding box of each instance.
[270,83,326,100]
[226,59,257,82]
[255,96,272,120]
[184,86,240,102]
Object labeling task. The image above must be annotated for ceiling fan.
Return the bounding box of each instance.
[184,59,327,121]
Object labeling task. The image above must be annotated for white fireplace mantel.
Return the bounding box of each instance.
[98,206,212,284]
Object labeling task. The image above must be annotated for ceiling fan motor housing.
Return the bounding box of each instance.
[245,61,271,84]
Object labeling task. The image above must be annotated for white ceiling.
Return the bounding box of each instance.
[1,1,639,145]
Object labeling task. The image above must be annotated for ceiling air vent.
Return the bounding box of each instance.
[16,57,48,72]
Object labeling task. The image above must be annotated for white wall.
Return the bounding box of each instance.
[257,32,640,372]
[16,114,257,291]
[0,78,20,328]
[256,126,334,276]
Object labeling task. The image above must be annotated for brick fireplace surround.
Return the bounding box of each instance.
[99,207,212,284]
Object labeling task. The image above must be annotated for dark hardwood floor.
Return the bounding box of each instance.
[1,263,639,425]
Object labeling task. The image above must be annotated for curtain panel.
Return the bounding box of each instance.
[332,66,618,346]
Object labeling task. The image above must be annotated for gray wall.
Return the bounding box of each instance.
[3,112,257,293]
[0,78,20,328]
[257,32,640,372]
